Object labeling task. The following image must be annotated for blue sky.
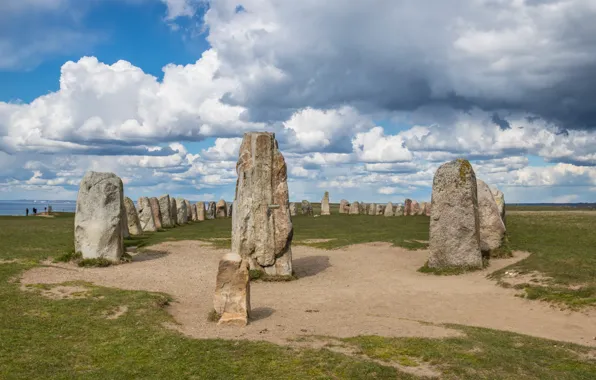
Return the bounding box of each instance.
[0,0,595,204]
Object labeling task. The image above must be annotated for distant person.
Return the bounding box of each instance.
[33,207,37,215]
[44,207,47,213]
[26,208,29,216]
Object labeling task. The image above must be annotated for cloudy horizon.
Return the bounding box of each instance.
[1,0,595,204]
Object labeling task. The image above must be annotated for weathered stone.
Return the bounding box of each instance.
[216,199,228,218]
[491,188,506,223]
[368,203,376,216]
[138,197,157,232]
[213,252,250,327]
[226,202,233,217]
[349,201,360,215]
[395,204,404,216]
[121,201,130,238]
[421,202,431,216]
[321,192,331,215]
[74,171,124,261]
[375,204,385,215]
[232,132,293,276]
[412,200,421,216]
[339,199,350,214]
[190,204,198,221]
[176,197,188,225]
[184,200,192,223]
[359,202,366,214]
[149,197,163,229]
[124,197,142,235]
[384,202,394,217]
[196,202,205,221]
[169,198,178,226]
[206,201,216,220]
[428,159,482,269]
[158,195,174,228]
[404,199,413,216]
[301,200,313,216]
[477,180,507,255]
[289,202,297,216]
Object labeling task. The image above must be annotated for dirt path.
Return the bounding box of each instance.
[21,241,596,346]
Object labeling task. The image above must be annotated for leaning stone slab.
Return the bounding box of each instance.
[149,197,163,230]
[138,197,157,232]
[321,192,331,215]
[213,252,250,327]
[428,159,483,269]
[74,171,124,261]
[196,202,205,221]
[216,199,228,218]
[232,132,293,276]
[384,202,394,217]
[349,201,360,215]
[158,195,174,228]
[207,201,216,220]
[124,197,142,235]
[477,179,506,255]
[176,197,188,225]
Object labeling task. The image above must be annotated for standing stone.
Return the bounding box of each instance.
[321,192,331,215]
[424,202,432,216]
[375,204,385,215]
[491,188,506,223]
[74,171,124,261]
[207,201,216,220]
[149,197,163,229]
[213,252,250,327]
[121,202,130,238]
[191,204,198,221]
[232,132,293,276]
[289,202,297,216]
[349,201,360,215]
[428,159,483,269]
[124,197,142,235]
[395,204,404,216]
[184,200,192,223]
[412,200,422,215]
[477,180,507,255]
[404,199,413,216]
[196,202,206,221]
[176,197,188,225]
[226,202,233,217]
[368,203,376,216]
[158,195,174,228]
[301,200,313,216]
[138,197,157,232]
[384,202,394,217]
[339,199,349,214]
[359,202,366,214]
[216,199,228,218]
[169,198,178,226]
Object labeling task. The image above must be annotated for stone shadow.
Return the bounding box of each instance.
[293,256,331,278]
[250,307,275,321]
[130,250,169,262]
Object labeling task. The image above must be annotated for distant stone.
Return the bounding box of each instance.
[138,197,157,232]
[226,202,233,218]
[149,197,163,229]
[339,199,350,214]
[124,197,142,235]
[74,171,124,261]
[169,198,178,226]
[384,202,394,217]
[477,179,507,255]
[368,203,376,216]
[411,200,421,216]
[158,195,174,228]
[176,197,188,225]
[216,199,228,218]
[321,192,331,215]
[206,201,216,220]
[301,200,313,216]
[423,202,431,216]
[395,204,404,216]
[184,200,192,223]
[349,201,360,215]
[491,188,506,223]
[196,202,206,221]
[121,201,129,239]
[213,252,250,327]
[289,202,297,216]
[375,204,385,215]
[404,199,413,216]
[358,202,366,215]
[232,132,293,276]
[428,159,483,269]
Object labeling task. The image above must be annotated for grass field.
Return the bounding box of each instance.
[0,209,595,379]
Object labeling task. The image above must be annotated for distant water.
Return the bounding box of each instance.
[0,200,76,216]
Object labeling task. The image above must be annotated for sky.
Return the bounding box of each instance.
[1,0,595,204]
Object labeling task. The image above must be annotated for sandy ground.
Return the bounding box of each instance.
[21,241,596,346]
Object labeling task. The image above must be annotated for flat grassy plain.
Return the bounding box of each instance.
[0,208,595,379]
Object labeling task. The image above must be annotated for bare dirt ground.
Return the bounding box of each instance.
[21,241,596,347]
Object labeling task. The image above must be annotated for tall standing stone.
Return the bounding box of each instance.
[428,159,483,269]
[124,197,142,235]
[395,204,404,216]
[138,197,157,232]
[190,203,198,221]
[349,201,360,215]
[169,198,178,226]
[339,199,349,214]
[184,200,192,223]
[301,200,313,216]
[404,199,413,216]
[375,204,385,215]
[289,202,297,216]
[149,197,163,229]
[384,202,394,217]
[368,203,376,216]
[321,192,331,215]
[196,202,205,221]
[491,188,506,223]
[477,180,507,255]
[232,132,293,276]
[158,195,174,228]
[216,199,228,218]
[121,202,130,239]
[207,201,216,220]
[213,252,250,326]
[176,197,188,225]
[74,171,124,261]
